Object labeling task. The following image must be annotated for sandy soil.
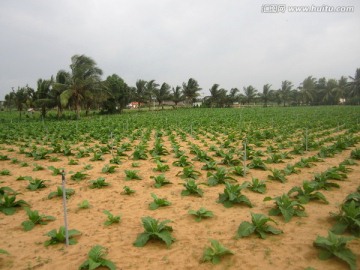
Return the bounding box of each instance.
[0,129,359,270]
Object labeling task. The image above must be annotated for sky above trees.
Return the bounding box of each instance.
[0,0,359,100]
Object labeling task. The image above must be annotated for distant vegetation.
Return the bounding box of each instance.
[2,54,359,119]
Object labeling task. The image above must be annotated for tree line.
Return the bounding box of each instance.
[3,54,360,118]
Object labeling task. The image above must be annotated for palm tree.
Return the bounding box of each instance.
[134,79,147,110]
[12,86,33,118]
[300,76,316,105]
[322,79,338,105]
[332,76,348,104]
[35,78,54,118]
[261,84,272,107]
[209,84,220,107]
[348,68,360,104]
[145,80,159,110]
[51,70,71,117]
[182,78,201,106]
[170,86,184,108]
[280,80,293,106]
[153,82,171,109]
[60,55,103,119]
[243,85,257,105]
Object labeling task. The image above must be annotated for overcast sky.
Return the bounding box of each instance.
[0,0,359,99]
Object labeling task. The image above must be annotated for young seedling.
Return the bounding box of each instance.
[149,193,171,210]
[153,161,170,172]
[247,157,267,170]
[48,186,75,199]
[268,169,287,183]
[350,148,360,160]
[151,175,172,188]
[202,239,234,264]
[32,163,45,171]
[181,180,204,197]
[79,245,116,270]
[313,231,357,270]
[201,161,218,171]
[287,181,328,204]
[44,226,81,246]
[0,194,29,215]
[264,194,306,222]
[188,207,214,222]
[243,178,267,194]
[78,200,91,209]
[176,166,201,180]
[21,208,55,231]
[90,152,104,161]
[125,170,142,180]
[89,177,109,189]
[218,182,252,208]
[26,178,48,191]
[101,164,117,174]
[121,186,135,195]
[0,186,18,198]
[103,210,121,226]
[133,216,175,247]
[331,200,360,237]
[172,155,192,167]
[0,169,11,176]
[236,212,283,239]
[48,166,63,176]
[231,166,247,177]
[68,159,79,165]
[207,167,236,186]
[71,171,88,181]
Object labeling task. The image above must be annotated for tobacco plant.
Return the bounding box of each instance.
[207,167,236,186]
[188,207,213,222]
[202,239,234,264]
[0,194,29,215]
[181,179,204,197]
[287,181,328,204]
[218,182,252,208]
[244,178,266,194]
[125,170,142,180]
[121,186,135,195]
[313,231,357,270]
[331,200,360,237]
[264,194,306,222]
[79,245,116,270]
[44,226,81,246]
[149,193,171,210]
[21,208,55,231]
[151,174,172,188]
[133,216,175,247]
[236,212,283,239]
[89,177,109,189]
[103,210,121,226]
[48,186,75,199]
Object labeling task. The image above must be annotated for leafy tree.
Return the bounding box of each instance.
[60,54,103,119]
[243,85,257,104]
[261,84,272,107]
[279,80,293,106]
[133,79,147,109]
[300,76,316,105]
[35,78,54,118]
[170,86,184,107]
[51,70,71,117]
[347,68,360,104]
[144,80,159,110]
[153,82,171,109]
[182,78,201,106]
[11,86,34,118]
[102,74,130,113]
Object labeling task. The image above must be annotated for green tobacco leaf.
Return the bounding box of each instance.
[237,221,255,238]
[21,220,35,231]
